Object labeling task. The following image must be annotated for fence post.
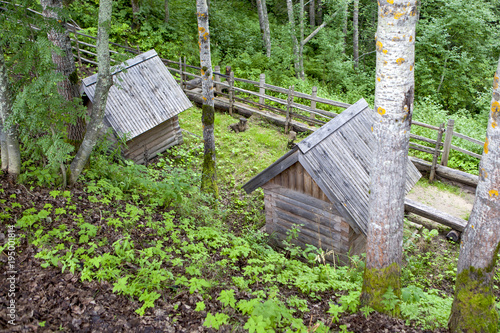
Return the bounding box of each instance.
[441,119,455,167]
[179,57,184,89]
[183,56,187,86]
[285,85,295,134]
[259,73,266,107]
[430,123,445,182]
[229,71,235,116]
[310,86,317,119]
[214,65,221,94]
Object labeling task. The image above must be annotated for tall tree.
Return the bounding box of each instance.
[448,57,500,333]
[309,0,315,27]
[69,0,113,185]
[0,49,21,179]
[257,0,271,57]
[352,0,358,68]
[164,0,169,23]
[286,0,300,77]
[361,0,418,313]
[196,0,218,197]
[41,0,86,149]
[298,0,305,79]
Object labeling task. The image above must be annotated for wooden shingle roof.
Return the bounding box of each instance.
[243,98,421,235]
[81,49,192,140]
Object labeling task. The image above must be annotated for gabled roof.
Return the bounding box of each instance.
[243,98,421,235]
[80,49,192,140]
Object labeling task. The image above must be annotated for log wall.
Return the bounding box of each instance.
[263,181,366,265]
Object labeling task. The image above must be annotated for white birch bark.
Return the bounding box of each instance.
[0,49,21,178]
[448,57,500,332]
[41,0,86,147]
[362,0,418,310]
[197,0,218,197]
[353,0,359,68]
[69,0,113,185]
[0,125,7,171]
[286,0,300,77]
[298,0,305,80]
[257,0,271,57]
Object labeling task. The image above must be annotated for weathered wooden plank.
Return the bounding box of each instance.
[404,198,467,232]
[412,121,441,131]
[410,133,442,147]
[268,185,335,213]
[409,157,478,187]
[303,169,312,197]
[450,145,482,159]
[288,163,296,190]
[453,132,484,146]
[274,198,339,229]
[242,148,299,193]
[298,99,369,154]
[273,219,337,250]
[296,162,304,193]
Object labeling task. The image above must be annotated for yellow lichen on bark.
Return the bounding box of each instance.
[376,41,383,51]
[409,36,413,42]
[492,101,500,113]
[377,107,386,115]
[494,74,499,89]
[484,137,489,154]
[387,0,394,3]
[489,190,499,197]
[377,77,381,81]
[396,58,405,65]
[383,49,388,54]
[492,121,497,128]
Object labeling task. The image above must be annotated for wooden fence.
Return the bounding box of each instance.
[67,33,484,179]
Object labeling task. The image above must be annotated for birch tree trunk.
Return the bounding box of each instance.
[41,0,86,150]
[298,0,305,80]
[353,0,359,68]
[164,0,169,23]
[69,0,113,185]
[197,0,218,198]
[342,1,348,54]
[361,0,418,313]
[131,0,139,29]
[257,0,271,57]
[309,0,315,27]
[0,50,21,179]
[286,0,300,77]
[0,126,7,171]
[448,57,500,333]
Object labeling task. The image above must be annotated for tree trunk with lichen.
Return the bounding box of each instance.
[41,0,86,150]
[68,0,113,185]
[309,0,315,27]
[448,57,500,333]
[164,0,169,23]
[196,0,218,198]
[0,49,21,179]
[361,0,418,313]
[286,0,300,77]
[257,0,271,57]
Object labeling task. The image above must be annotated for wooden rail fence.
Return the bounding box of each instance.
[0,1,484,182]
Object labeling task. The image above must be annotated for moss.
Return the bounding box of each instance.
[361,262,401,315]
[201,148,218,198]
[449,267,498,332]
[449,243,500,332]
[200,104,218,198]
[68,69,79,85]
[202,104,215,125]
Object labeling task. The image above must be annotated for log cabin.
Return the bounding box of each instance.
[80,49,192,164]
[243,99,422,264]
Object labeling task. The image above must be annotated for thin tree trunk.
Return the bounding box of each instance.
[0,50,21,179]
[298,0,305,80]
[197,0,218,197]
[257,0,271,57]
[164,0,169,23]
[41,0,86,150]
[342,1,348,54]
[309,0,315,27]
[69,0,113,185]
[448,57,500,333]
[286,0,300,77]
[316,0,322,26]
[131,0,139,29]
[0,125,7,171]
[353,0,359,68]
[361,0,418,313]
[262,0,271,57]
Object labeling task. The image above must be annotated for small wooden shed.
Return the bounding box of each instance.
[80,49,192,164]
[243,99,422,264]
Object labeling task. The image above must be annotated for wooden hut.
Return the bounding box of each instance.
[80,49,192,164]
[243,99,421,264]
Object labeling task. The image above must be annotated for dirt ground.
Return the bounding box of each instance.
[406,183,475,223]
